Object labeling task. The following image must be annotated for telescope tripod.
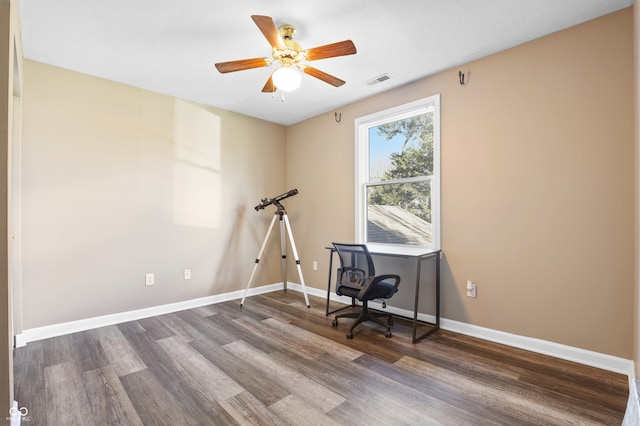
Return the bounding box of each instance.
[240,207,310,308]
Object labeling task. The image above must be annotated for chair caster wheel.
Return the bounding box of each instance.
[331,319,338,327]
[346,332,353,339]
[385,331,392,338]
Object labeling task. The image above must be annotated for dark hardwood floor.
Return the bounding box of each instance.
[14,291,629,425]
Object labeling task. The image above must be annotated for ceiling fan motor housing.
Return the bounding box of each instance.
[278,24,296,40]
[274,25,304,68]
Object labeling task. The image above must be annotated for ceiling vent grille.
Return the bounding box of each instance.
[366,73,392,86]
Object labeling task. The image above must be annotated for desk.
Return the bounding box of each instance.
[325,244,442,343]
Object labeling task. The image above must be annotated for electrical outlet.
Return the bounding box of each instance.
[145,273,155,286]
[466,280,477,298]
[184,269,191,280]
[313,261,318,271]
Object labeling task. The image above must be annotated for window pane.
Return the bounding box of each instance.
[367,180,432,246]
[368,111,434,182]
[356,93,440,249]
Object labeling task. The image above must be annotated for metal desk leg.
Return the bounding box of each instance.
[325,249,334,316]
[412,255,421,342]
[435,254,440,328]
[412,253,440,343]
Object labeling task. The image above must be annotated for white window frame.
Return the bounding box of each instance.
[354,94,441,249]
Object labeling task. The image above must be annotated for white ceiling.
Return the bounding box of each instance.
[19,0,633,126]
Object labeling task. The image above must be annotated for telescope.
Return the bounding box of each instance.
[243,187,310,308]
[254,188,298,211]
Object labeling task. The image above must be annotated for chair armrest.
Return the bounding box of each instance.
[357,274,401,300]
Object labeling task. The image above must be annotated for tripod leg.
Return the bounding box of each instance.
[282,214,310,308]
[279,214,287,292]
[240,213,278,307]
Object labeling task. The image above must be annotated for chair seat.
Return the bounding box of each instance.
[338,279,397,300]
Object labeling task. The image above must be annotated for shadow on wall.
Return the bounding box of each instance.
[213,206,247,292]
[172,99,222,229]
[439,253,470,323]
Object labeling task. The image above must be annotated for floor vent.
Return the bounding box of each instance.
[366,73,392,86]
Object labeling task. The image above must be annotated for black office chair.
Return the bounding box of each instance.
[331,243,401,339]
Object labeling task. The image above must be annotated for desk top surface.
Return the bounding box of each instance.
[365,243,440,258]
[327,243,440,258]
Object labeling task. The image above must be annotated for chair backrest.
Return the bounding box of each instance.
[332,243,375,289]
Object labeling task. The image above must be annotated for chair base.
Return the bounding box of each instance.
[332,301,393,339]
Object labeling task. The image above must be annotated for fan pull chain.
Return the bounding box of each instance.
[270,91,286,103]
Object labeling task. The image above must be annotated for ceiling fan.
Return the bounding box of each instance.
[215,15,357,93]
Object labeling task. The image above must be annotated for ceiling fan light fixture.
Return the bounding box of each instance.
[272,66,302,92]
[214,16,357,93]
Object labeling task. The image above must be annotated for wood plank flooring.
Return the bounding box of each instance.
[14,291,629,425]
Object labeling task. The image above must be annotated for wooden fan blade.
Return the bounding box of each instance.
[302,66,345,87]
[215,58,270,73]
[261,75,276,93]
[251,15,286,50]
[305,40,356,61]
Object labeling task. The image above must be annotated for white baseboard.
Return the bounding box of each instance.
[15,282,634,379]
[440,316,634,376]
[14,282,285,347]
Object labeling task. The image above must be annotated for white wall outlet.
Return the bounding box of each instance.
[466,280,477,298]
[184,269,191,280]
[145,273,155,286]
[313,261,318,271]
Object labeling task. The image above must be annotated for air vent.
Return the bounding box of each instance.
[366,73,392,86]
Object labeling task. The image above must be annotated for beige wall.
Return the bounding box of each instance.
[288,8,634,358]
[20,60,287,329]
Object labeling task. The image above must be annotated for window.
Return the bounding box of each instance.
[355,94,440,249]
